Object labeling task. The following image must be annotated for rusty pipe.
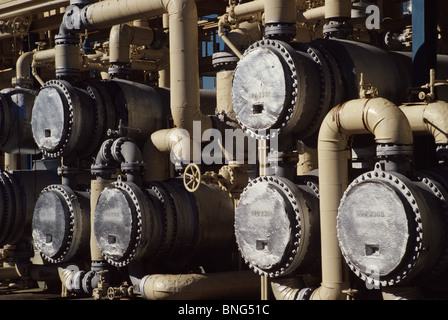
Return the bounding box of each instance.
[314,97,413,300]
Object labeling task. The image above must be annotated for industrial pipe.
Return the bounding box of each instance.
[92,137,145,185]
[325,0,352,19]
[65,0,212,135]
[108,23,168,78]
[270,277,314,300]
[139,271,260,300]
[296,6,326,23]
[13,51,34,88]
[399,101,448,145]
[314,97,413,300]
[109,24,154,64]
[150,128,201,167]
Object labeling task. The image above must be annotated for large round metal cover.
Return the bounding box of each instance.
[235,177,303,276]
[94,188,135,263]
[338,180,410,278]
[32,190,69,260]
[31,85,68,151]
[232,43,291,133]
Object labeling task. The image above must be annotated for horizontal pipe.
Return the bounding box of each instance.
[231,0,265,18]
[78,0,211,135]
[315,97,413,300]
[140,271,261,300]
[297,6,326,23]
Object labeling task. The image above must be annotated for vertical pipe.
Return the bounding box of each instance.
[314,98,413,300]
[90,179,112,262]
[264,0,296,24]
[412,0,438,87]
[325,0,352,19]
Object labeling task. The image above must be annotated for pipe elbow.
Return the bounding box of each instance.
[362,98,413,145]
[109,24,135,63]
[320,98,413,146]
[423,101,448,144]
[270,277,314,300]
[112,137,144,164]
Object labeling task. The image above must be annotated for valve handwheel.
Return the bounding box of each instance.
[183,163,201,192]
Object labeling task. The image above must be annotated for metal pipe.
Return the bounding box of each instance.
[77,0,212,135]
[270,277,313,300]
[14,51,34,87]
[109,24,154,64]
[90,179,111,262]
[399,101,448,145]
[325,0,352,19]
[296,6,326,23]
[218,15,243,59]
[264,0,295,24]
[111,137,145,186]
[314,97,413,300]
[231,1,265,18]
[150,128,200,165]
[140,271,260,300]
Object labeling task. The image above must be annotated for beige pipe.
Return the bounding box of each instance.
[14,51,34,82]
[325,0,352,19]
[264,0,296,24]
[150,128,201,165]
[140,271,260,300]
[90,179,113,262]
[218,15,243,59]
[158,13,170,88]
[83,0,211,135]
[271,277,308,300]
[231,1,265,19]
[109,24,154,64]
[0,266,20,280]
[55,37,82,78]
[33,48,56,66]
[314,98,413,300]
[399,101,448,145]
[297,6,326,23]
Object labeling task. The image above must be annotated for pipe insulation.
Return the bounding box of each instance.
[314,97,413,300]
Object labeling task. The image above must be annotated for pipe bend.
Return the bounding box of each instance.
[111,137,144,164]
[15,51,34,80]
[422,101,448,144]
[315,97,413,300]
[335,98,413,145]
[271,276,314,300]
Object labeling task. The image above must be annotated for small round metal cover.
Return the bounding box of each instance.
[31,80,73,156]
[235,176,306,277]
[232,40,297,139]
[337,171,424,287]
[32,186,73,263]
[94,181,153,267]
